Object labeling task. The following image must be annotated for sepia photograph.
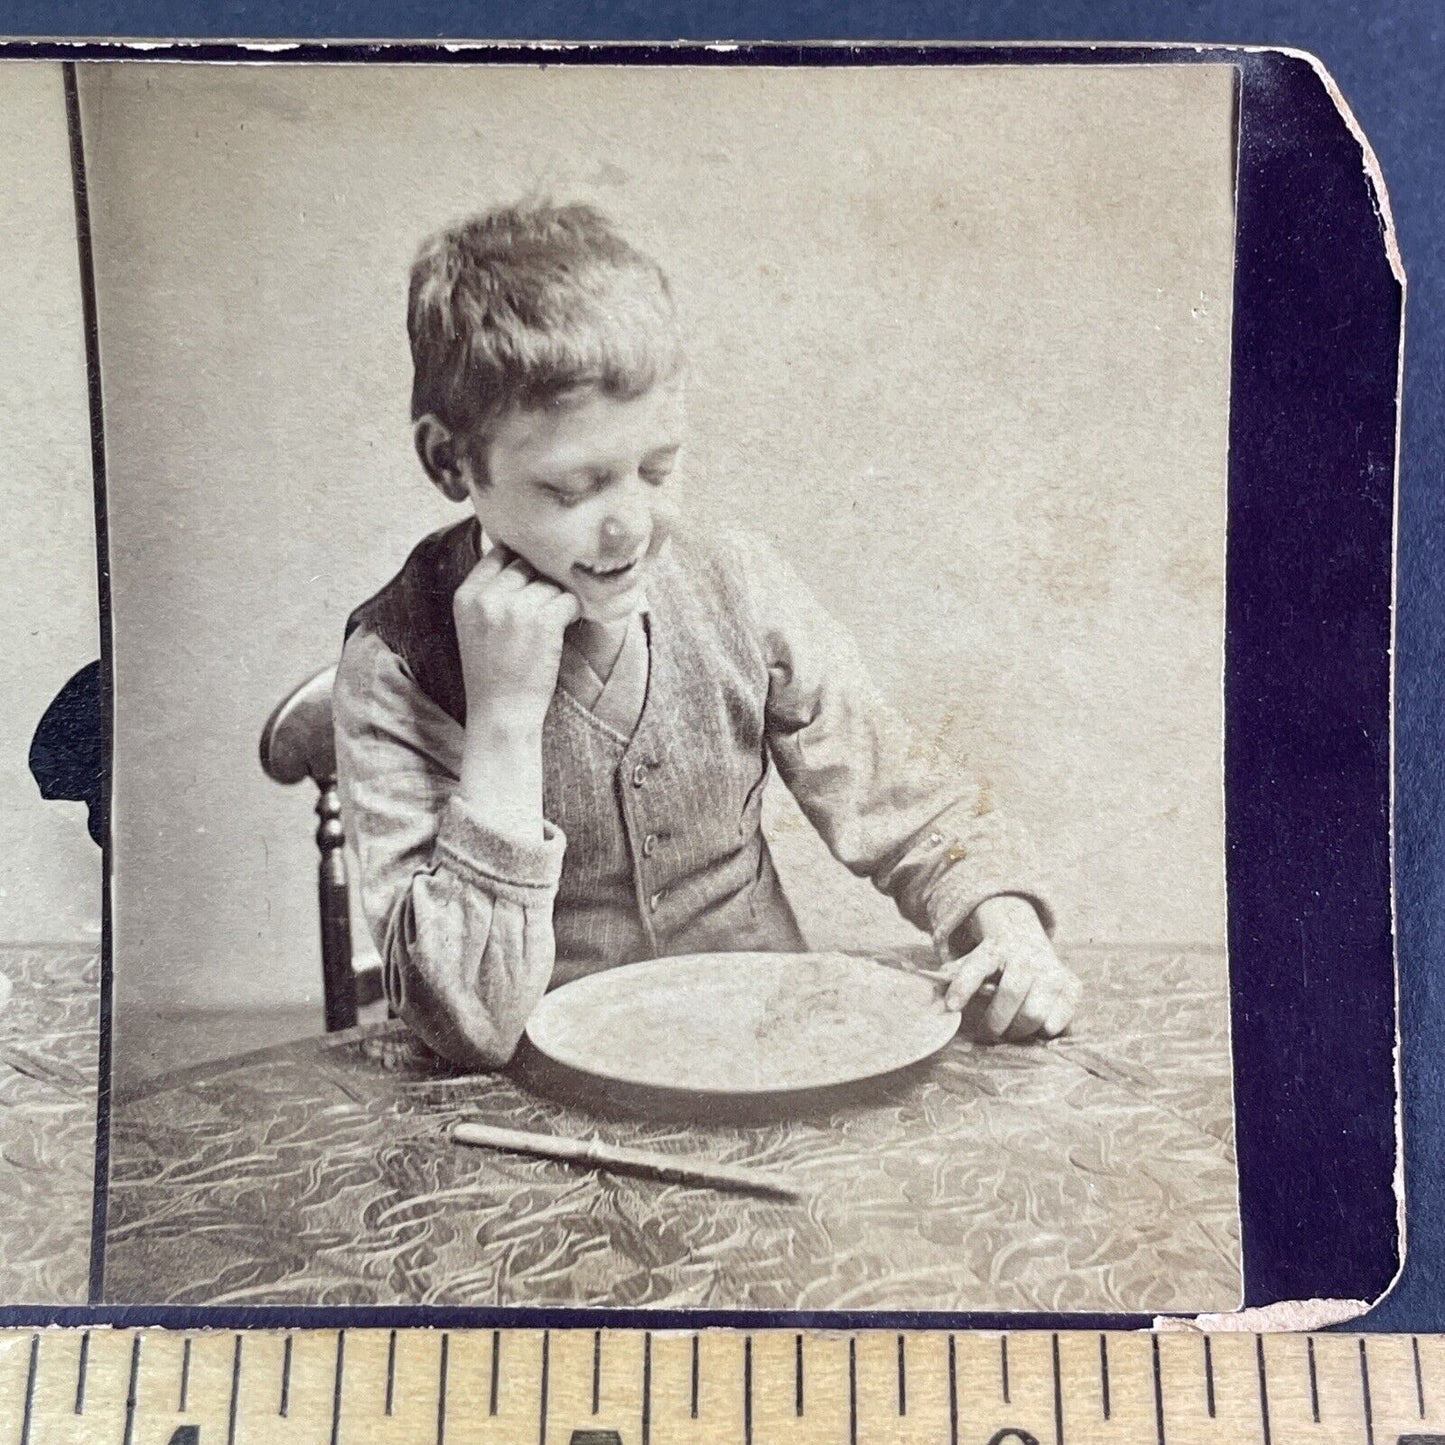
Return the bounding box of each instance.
[72,58,1241,1310]
[0,61,104,1307]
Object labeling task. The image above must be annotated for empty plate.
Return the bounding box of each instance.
[524,951,959,1096]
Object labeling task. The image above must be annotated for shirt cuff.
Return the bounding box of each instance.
[434,795,567,901]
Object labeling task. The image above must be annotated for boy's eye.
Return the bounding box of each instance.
[544,483,592,507]
[640,467,672,487]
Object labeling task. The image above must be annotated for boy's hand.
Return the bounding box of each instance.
[942,895,1081,1041]
[453,544,582,731]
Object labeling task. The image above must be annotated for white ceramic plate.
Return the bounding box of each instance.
[525,951,959,1095]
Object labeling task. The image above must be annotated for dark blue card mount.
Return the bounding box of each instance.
[0,40,1401,1331]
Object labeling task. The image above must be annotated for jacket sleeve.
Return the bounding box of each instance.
[734,534,1056,958]
[332,624,565,1068]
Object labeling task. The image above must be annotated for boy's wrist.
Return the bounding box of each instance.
[967,894,1048,948]
[464,701,547,749]
[458,709,547,843]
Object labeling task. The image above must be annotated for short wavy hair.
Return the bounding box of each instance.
[408,202,683,470]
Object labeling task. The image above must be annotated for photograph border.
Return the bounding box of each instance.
[0,38,1401,1329]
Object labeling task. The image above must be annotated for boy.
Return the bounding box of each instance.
[334,202,1081,1070]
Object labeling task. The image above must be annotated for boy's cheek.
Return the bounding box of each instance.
[651,491,682,544]
[481,522,565,583]
[647,508,677,557]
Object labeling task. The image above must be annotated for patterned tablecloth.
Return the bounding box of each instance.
[104,947,1240,1313]
[0,946,99,1304]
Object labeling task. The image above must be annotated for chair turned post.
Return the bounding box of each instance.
[260,666,358,1032]
[314,777,358,1032]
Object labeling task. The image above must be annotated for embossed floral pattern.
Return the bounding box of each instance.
[0,947,99,1304]
[105,948,1238,1311]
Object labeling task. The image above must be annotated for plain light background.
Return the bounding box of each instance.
[82,63,1236,1056]
[0,63,101,948]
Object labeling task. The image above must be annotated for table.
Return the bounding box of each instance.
[104,947,1240,1313]
[0,945,99,1304]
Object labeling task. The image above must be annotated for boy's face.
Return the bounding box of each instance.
[459,382,685,624]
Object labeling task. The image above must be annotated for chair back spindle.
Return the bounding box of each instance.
[260,666,359,1031]
[314,779,358,1031]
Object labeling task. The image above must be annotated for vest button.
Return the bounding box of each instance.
[642,833,658,858]
[631,762,648,788]
[649,889,664,912]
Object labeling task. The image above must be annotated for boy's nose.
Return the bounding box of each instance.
[598,512,645,559]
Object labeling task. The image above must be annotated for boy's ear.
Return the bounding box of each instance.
[414,415,471,502]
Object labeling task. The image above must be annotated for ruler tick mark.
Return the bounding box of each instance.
[489,1329,500,1416]
[75,1328,90,1414]
[744,1336,754,1445]
[690,1333,699,1419]
[897,1333,907,1416]
[437,1333,449,1445]
[1308,1336,1320,1423]
[539,1331,550,1445]
[227,1335,242,1445]
[849,1337,858,1445]
[123,1334,142,1445]
[795,1333,803,1416]
[1152,1334,1166,1445]
[1099,1334,1111,1420]
[592,1330,601,1414]
[948,1334,959,1445]
[179,1337,192,1413]
[1360,1339,1375,1445]
[1257,1334,1273,1445]
[642,1332,652,1445]
[1204,1334,1216,1418]
[1002,1334,1012,1404]
[386,1327,397,1414]
[280,1334,293,1417]
[330,1330,346,1445]
[1415,1336,1427,1417]
[19,1335,38,1445]
[1053,1333,1064,1445]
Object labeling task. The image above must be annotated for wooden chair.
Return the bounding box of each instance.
[260,667,382,1031]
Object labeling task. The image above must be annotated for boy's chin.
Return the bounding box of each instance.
[575,585,648,624]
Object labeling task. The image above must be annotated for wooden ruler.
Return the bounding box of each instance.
[2,1329,1442,1445]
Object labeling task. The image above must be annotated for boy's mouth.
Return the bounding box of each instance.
[573,552,645,585]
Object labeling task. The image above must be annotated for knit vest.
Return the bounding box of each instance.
[345,520,806,981]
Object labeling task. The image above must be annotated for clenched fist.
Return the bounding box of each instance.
[454,544,583,734]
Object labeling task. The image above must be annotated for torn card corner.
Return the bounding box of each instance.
[1153,1297,1373,1333]
[1266,46,1404,288]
